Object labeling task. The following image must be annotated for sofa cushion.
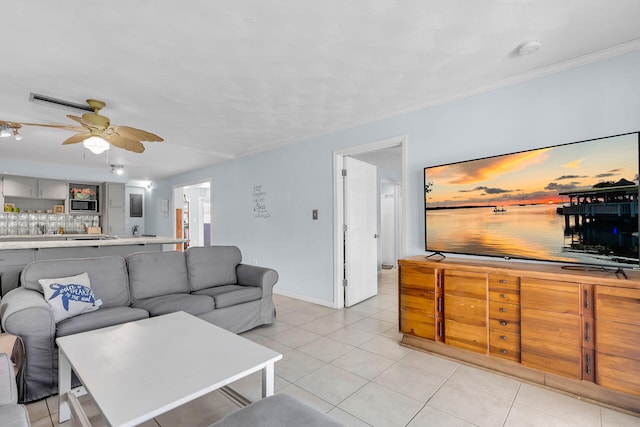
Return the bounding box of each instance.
[127,251,189,300]
[56,306,150,338]
[194,285,262,309]
[132,294,214,317]
[0,353,17,406]
[21,256,131,307]
[39,272,100,323]
[186,246,242,291]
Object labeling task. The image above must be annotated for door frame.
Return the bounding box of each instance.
[333,135,407,309]
[172,177,213,248]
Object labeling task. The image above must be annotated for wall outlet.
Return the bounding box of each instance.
[312,209,318,220]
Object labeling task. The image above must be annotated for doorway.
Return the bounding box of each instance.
[173,179,212,250]
[333,136,406,309]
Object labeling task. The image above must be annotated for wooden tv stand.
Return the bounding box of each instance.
[398,256,640,415]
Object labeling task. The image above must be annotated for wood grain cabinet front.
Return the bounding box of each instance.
[595,286,640,396]
[443,270,487,354]
[488,275,521,362]
[521,278,582,379]
[399,263,438,340]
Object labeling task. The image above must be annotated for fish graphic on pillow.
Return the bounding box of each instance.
[47,283,96,311]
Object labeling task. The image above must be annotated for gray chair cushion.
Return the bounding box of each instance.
[209,394,345,427]
[132,294,214,317]
[21,256,131,307]
[194,285,262,309]
[127,251,189,300]
[56,306,150,337]
[0,353,17,406]
[186,246,242,291]
[0,404,30,427]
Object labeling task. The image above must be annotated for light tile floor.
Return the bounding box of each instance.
[5,269,640,426]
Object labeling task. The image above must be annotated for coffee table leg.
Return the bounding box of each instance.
[261,362,275,398]
[58,349,71,423]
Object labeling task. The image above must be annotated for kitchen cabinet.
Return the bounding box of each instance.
[37,179,67,199]
[2,175,37,198]
[2,176,67,200]
[103,183,125,235]
[398,256,640,414]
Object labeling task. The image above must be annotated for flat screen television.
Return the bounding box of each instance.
[424,132,640,269]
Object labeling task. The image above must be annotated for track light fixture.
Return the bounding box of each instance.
[111,164,125,175]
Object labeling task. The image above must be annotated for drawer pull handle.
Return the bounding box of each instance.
[500,320,508,327]
[499,307,506,313]
[584,289,590,309]
[585,322,591,343]
[499,279,507,284]
[500,335,507,340]
[500,293,507,299]
[501,349,507,355]
[585,353,592,375]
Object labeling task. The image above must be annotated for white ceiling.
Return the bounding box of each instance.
[2,0,640,181]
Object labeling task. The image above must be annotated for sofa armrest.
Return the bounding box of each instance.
[1,287,54,338]
[236,264,278,292]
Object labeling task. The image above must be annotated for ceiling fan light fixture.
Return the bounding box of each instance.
[12,128,23,141]
[83,135,110,154]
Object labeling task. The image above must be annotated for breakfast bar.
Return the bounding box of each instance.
[0,235,186,295]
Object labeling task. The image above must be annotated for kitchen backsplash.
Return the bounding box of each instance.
[0,213,99,235]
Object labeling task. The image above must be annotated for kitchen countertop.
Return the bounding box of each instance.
[0,235,187,250]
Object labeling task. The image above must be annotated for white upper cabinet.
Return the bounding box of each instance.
[38,179,68,200]
[2,176,68,200]
[2,176,38,198]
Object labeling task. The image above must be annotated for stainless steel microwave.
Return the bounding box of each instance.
[70,199,98,213]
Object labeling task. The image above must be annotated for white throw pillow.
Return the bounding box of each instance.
[39,272,100,322]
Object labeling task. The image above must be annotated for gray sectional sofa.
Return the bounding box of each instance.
[0,246,278,403]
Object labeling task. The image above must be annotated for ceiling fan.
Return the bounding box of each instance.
[1,99,163,154]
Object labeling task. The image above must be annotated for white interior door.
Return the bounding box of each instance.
[344,156,378,307]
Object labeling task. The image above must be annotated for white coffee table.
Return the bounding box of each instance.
[56,311,282,426]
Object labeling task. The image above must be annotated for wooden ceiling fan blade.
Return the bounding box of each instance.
[62,132,90,145]
[112,126,163,142]
[21,122,82,131]
[103,133,145,153]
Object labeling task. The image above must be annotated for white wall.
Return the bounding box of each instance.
[146,50,640,305]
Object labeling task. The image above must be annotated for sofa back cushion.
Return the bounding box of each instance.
[126,251,189,300]
[21,256,131,307]
[186,246,242,291]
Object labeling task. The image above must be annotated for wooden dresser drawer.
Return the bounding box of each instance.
[444,319,487,354]
[522,346,582,379]
[489,275,520,291]
[443,270,487,299]
[489,288,520,304]
[596,319,640,360]
[489,317,521,334]
[400,265,437,290]
[521,307,581,348]
[595,286,640,325]
[596,353,640,396]
[400,310,436,340]
[444,295,486,326]
[489,301,520,322]
[400,288,435,317]
[521,278,579,315]
[489,330,521,362]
